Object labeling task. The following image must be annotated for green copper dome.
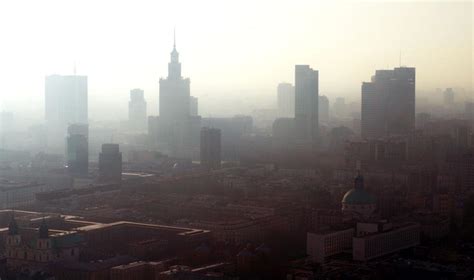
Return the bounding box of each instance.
[342,174,376,205]
[342,188,376,204]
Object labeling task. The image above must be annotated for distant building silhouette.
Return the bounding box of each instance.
[201,116,252,160]
[295,65,319,146]
[66,124,89,176]
[361,67,415,138]
[200,127,221,169]
[319,95,329,124]
[333,97,346,118]
[443,88,455,106]
[66,124,88,176]
[128,88,147,132]
[99,143,122,183]
[277,82,295,117]
[151,33,200,158]
[45,75,88,151]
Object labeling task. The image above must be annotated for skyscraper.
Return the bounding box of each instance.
[66,124,88,176]
[45,75,88,126]
[200,127,221,169]
[295,65,319,145]
[159,34,190,121]
[45,74,88,151]
[361,67,416,139]
[153,32,200,158]
[277,82,295,117]
[128,88,147,131]
[98,143,122,183]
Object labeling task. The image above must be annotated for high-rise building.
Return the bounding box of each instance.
[295,65,319,145]
[319,95,330,124]
[190,96,198,117]
[45,75,88,151]
[66,124,88,176]
[45,75,88,126]
[98,143,122,183]
[152,33,200,158]
[361,67,415,139]
[159,35,190,121]
[277,82,295,117]
[128,89,147,132]
[200,127,221,169]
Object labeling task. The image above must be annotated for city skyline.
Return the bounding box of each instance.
[0,0,471,119]
[0,1,473,278]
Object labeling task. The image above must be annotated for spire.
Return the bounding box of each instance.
[8,211,19,236]
[354,173,364,190]
[170,28,179,64]
[173,27,176,50]
[39,217,49,239]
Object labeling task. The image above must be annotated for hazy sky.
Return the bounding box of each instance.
[0,0,472,119]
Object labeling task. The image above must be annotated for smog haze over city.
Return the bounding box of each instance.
[0,0,473,279]
[0,0,472,120]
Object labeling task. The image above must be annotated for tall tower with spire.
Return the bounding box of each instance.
[168,30,182,79]
[154,31,199,158]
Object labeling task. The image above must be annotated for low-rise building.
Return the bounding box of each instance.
[353,222,420,261]
[307,227,354,263]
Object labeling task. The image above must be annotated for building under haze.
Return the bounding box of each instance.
[200,127,221,169]
[66,124,88,176]
[45,75,88,151]
[443,88,455,106]
[98,143,122,183]
[361,67,415,139]
[295,65,319,147]
[190,96,198,117]
[151,34,200,158]
[128,88,147,132]
[319,95,329,124]
[277,82,295,117]
[0,111,13,149]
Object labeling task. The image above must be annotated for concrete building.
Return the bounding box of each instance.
[352,222,420,261]
[295,65,319,146]
[98,143,122,183]
[0,181,45,209]
[361,67,416,139]
[307,227,354,263]
[277,82,295,117]
[128,88,147,132]
[66,124,89,176]
[200,127,221,169]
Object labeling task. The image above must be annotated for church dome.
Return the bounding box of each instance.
[341,175,376,205]
[342,188,376,205]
